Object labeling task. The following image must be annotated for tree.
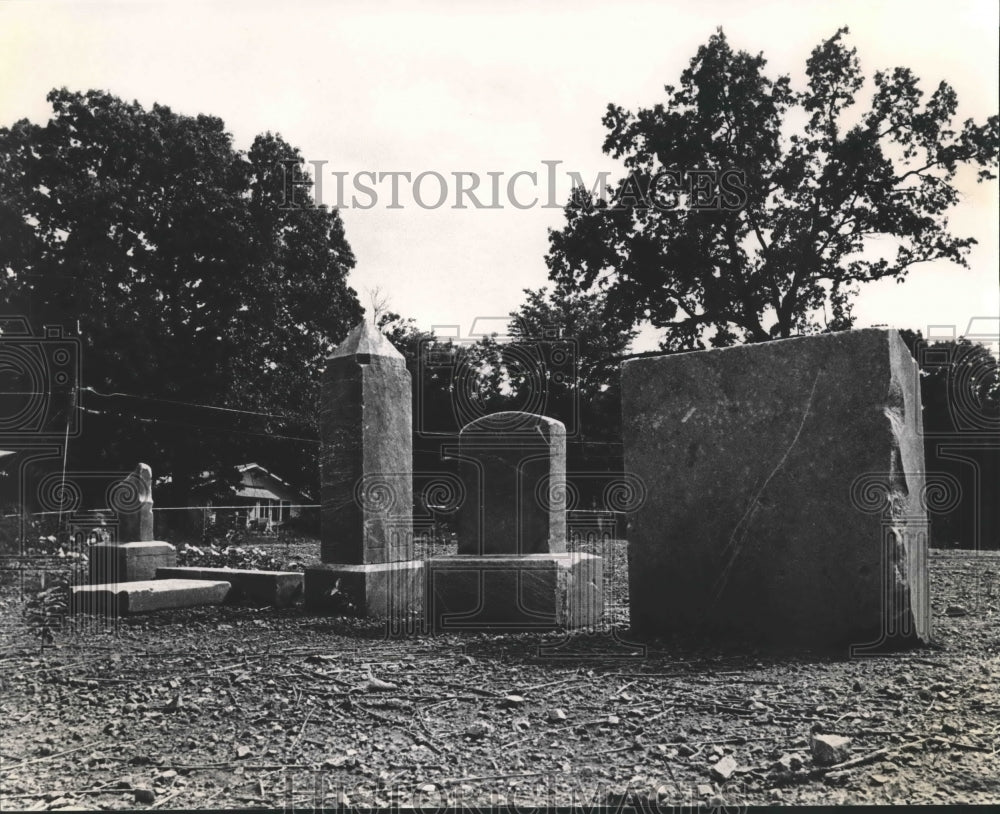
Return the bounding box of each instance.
[0,89,362,505]
[546,28,998,350]
[503,287,637,498]
[507,287,636,457]
[376,310,516,439]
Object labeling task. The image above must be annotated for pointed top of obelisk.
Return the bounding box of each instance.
[329,320,405,361]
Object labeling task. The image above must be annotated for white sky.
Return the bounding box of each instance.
[1,0,997,349]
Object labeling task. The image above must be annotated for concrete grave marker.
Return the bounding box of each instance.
[304,321,423,617]
[88,463,176,585]
[622,329,930,649]
[455,412,567,555]
[426,411,602,631]
[118,462,153,542]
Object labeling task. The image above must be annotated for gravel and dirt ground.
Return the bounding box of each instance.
[0,543,997,810]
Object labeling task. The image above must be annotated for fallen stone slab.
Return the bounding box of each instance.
[425,552,602,632]
[71,578,231,614]
[89,541,177,583]
[156,567,303,607]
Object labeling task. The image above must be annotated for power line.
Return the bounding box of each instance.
[19,504,321,516]
[79,386,304,421]
[2,387,309,422]
[76,404,320,443]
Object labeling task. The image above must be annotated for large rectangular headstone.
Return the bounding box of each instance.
[622,329,930,650]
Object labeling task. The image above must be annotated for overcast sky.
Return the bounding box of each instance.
[2,0,997,348]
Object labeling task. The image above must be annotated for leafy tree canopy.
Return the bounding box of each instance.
[0,89,362,499]
[546,28,998,350]
[508,287,636,446]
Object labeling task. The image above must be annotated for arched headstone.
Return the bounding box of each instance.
[426,411,602,632]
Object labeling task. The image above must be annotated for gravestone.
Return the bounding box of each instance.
[157,567,303,607]
[118,462,153,542]
[303,321,423,617]
[88,463,176,584]
[456,412,567,555]
[426,411,602,631]
[622,329,930,650]
[72,578,231,615]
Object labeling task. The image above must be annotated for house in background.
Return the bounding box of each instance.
[158,462,314,535]
[225,463,312,530]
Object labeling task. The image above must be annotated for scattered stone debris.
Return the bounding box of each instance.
[710,754,738,781]
[133,787,156,804]
[363,676,398,692]
[811,734,853,766]
[3,547,996,808]
[772,752,808,774]
[464,721,493,738]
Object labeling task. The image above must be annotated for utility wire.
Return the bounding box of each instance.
[2,388,308,421]
[79,386,303,420]
[76,404,320,443]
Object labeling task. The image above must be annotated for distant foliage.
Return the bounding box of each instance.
[177,542,287,571]
[201,511,249,547]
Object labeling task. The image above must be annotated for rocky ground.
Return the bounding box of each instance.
[0,545,997,810]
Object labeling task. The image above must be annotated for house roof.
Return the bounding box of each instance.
[237,463,311,501]
[236,486,285,501]
[156,463,312,501]
[238,462,294,488]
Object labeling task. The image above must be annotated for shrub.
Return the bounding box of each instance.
[177,543,285,571]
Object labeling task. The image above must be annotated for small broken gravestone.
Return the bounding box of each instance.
[87,463,177,584]
[117,462,153,543]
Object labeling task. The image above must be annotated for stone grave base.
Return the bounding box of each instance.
[425,553,603,632]
[88,541,177,583]
[71,578,231,615]
[157,567,303,607]
[303,561,424,617]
